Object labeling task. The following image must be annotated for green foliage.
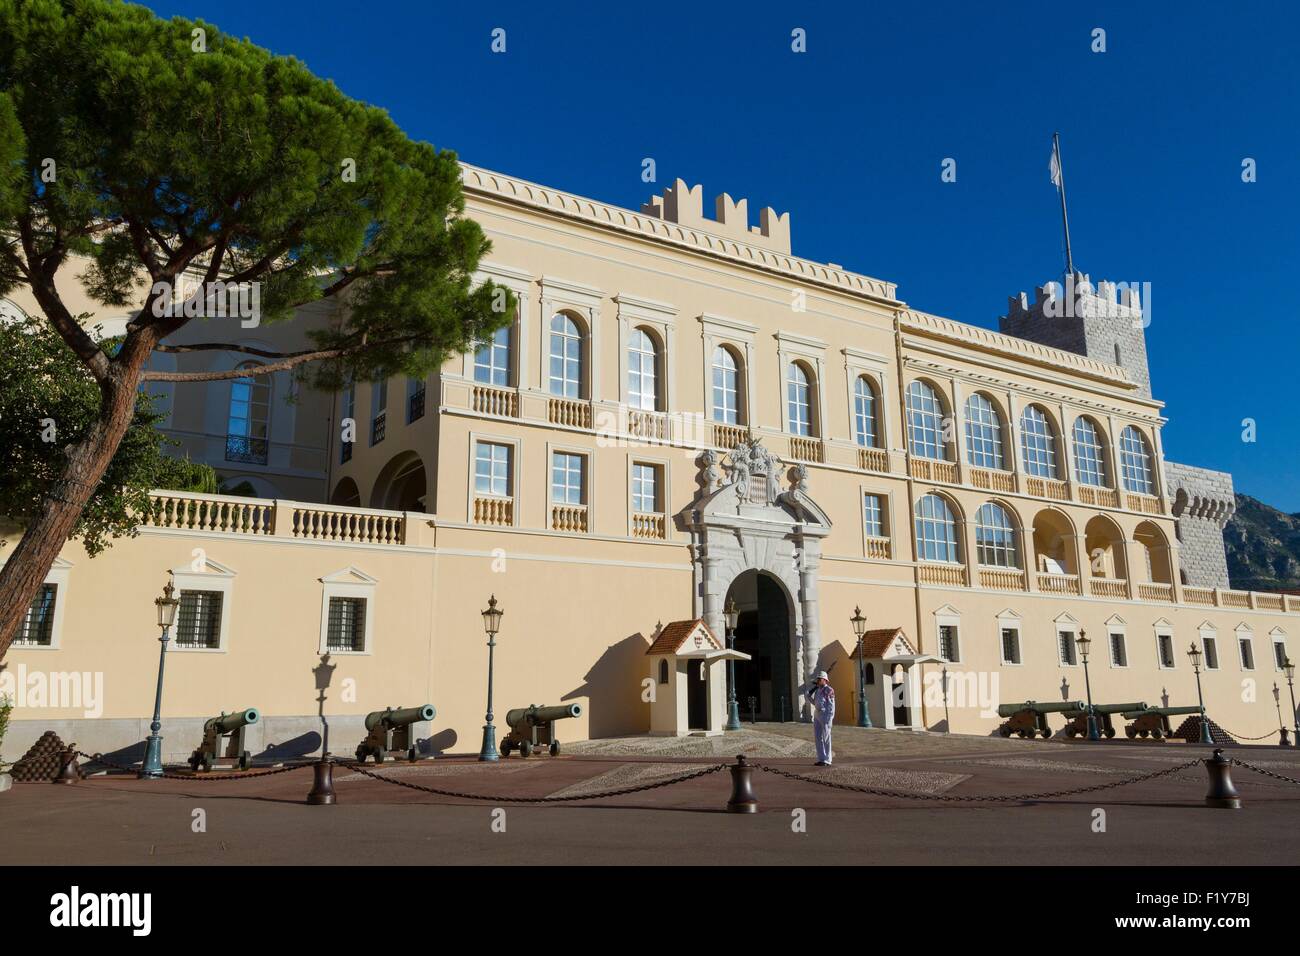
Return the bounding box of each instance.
[0,317,209,554]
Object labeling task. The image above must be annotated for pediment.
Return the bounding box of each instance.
[320,566,378,585]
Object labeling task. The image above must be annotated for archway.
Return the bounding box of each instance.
[1031,508,1076,575]
[369,451,427,511]
[725,570,796,722]
[330,477,362,507]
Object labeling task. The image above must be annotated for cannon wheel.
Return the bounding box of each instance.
[1065,727,1076,738]
[550,741,560,756]
[1151,729,1163,740]
[1041,728,1052,739]
[374,749,386,764]
[998,725,1011,738]
[1126,726,1137,739]
[201,753,214,773]
[1104,727,1115,739]
[500,740,512,757]
[1139,730,1149,738]
[238,750,251,771]
[188,752,202,773]
[355,746,368,764]
[519,740,532,758]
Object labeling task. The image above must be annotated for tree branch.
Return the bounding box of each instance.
[141,336,422,383]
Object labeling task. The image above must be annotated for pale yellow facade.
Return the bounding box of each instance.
[2,164,1295,760]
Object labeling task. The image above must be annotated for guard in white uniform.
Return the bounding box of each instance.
[805,670,835,766]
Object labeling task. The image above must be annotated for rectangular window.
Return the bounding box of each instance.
[15,583,57,647]
[1001,627,1021,665]
[341,382,355,463]
[551,452,585,505]
[938,624,959,663]
[1157,633,1175,669]
[474,324,512,386]
[1109,632,1128,667]
[1274,641,1288,670]
[326,596,367,652]
[1202,636,1219,670]
[863,493,885,538]
[407,377,426,424]
[1239,638,1255,671]
[632,463,660,513]
[175,590,223,649]
[1058,630,1077,666]
[474,442,512,497]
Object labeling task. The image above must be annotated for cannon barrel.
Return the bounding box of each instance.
[506,703,582,727]
[205,708,259,734]
[364,704,436,732]
[1122,704,1202,719]
[1070,701,1147,716]
[995,700,1085,718]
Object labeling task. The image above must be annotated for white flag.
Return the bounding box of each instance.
[1049,141,1062,189]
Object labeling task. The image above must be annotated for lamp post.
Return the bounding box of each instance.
[1285,658,1298,748]
[1076,630,1100,741]
[478,595,504,761]
[851,606,871,728]
[1187,642,1214,745]
[140,578,180,779]
[724,597,741,731]
[1272,683,1290,747]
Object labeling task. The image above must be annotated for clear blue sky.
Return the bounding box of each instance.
[143,0,1300,510]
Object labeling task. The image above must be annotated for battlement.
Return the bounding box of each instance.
[641,179,791,254]
[1165,461,1236,590]
[1004,272,1144,324]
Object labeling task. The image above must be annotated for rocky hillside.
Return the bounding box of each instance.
[1225,494,1300,591]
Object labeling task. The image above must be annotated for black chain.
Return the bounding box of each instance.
[1231,757,1300,786]
[752,758,1203,803]
[341,760,727,802]
[1220,727,1283,742]
[75,751,310,781]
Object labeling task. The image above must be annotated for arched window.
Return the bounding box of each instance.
[1119,426,1155,494]
[853,376,879,448]
[548,313,583,398]
[975,502,1020,568]
[964,393,1005,469]
[627,328,660,410]
[905,381,947,460]
[1019,405,1060,478]
[474,324,511,386]
[1072,417,1108,487]
[711,346,742,425]
[787,362,814,436]
[658,659,670,685]
[226,361,271,464]
[865,663,875,685]
[914,493,960,563]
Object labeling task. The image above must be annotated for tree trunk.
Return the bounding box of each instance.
[0,372,141,661]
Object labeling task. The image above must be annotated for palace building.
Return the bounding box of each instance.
[1,164,1293,760]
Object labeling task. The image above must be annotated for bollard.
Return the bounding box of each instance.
[307,755,336,805]
[54,747,80,785]
[1281,728,1291,748]
[1203,748,1241,809]
[726,754,758,813]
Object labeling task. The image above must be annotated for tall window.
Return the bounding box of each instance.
[627,329,659,410]
[1202,635,1219,670]
[1001,628,1022,665]
[1110,632,1128,667]
[370,378,388,445]
[340,381,355,464]
[16,583,57,647]
[1019,405,1059,478]
[474,441,512,497]
[863,493,885,538]
[905,381,946,460]
[938,624,960,662]
[1119,426,1155,494]
[326,596,367,652]
[1157,633,1176,669]
[1059,631,1078,666]
[1238,636,1255,670]
[786,362,814,436]
[853,376,879,448]
[175,590,223,649]
[632,463,660,513]
[474,324,511,386]
[226,362,271,464]
[914,493,959,563]
[549,313,583,398]
[1273,638,1288,670]
[974,502,1018,568]
[551,452,585,505]
[1072,417,1108,487]
[711,347,742,425]
[964,394,1005,469]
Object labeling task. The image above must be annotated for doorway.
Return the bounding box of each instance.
[726,570,794,722]
[686,660,708,730]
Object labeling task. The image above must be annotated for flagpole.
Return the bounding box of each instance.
[1053,131,1075,277]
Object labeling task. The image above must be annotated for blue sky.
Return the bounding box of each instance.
[143,0,1300,510]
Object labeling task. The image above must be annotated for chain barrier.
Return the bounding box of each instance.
[75,750,310,781]
[1231,757,1300,786]
[751,758,1203,803]
[341,760,727,802]
[1220,727,1283,742]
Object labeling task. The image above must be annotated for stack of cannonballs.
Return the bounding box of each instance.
[1172,715,1233,745]
[10,731,82,782]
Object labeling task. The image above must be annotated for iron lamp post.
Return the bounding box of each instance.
[851,606,871,728]
[140,578,180,779]
[1286,659,1298,748]
[1272,683,1290,747]
[1188,642,1214,745]
[724,597,741,731]
[1076,630,1100,741]
[478,595,504,761]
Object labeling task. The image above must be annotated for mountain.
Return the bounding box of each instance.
[1224,494,1300,592]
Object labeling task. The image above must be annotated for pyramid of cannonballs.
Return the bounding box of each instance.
[1172,715,1233,745]
[10,731,82,782]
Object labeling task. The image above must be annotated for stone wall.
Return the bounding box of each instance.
[1165,460,1235,588]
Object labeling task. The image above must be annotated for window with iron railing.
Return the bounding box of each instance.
[225,434,269,465]
[15,583,57,647]
[175,590,223,649]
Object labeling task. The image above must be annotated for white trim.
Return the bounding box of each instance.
[1106,620,1130,669]
[468,431,523,526]
[1154,622,1177,671]
[318,567,378,656]
[11,557,73,651]
[858,484,893,558]
[170,558,237,654]
[933,604,962,664]
[546,441,593,533]
[1235,623,1256,671]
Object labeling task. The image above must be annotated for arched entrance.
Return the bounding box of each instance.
[369,451,427,511]
[725,570,796,722]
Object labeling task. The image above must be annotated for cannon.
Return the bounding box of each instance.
[1123,705,1202,740]
[355,704,436,764]
[1062,702,1147,739]
[995,700,1086,739]
[501,704,582,757]
[188,708,259,772]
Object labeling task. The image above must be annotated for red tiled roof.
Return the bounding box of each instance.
[646,619,720,655]
[850,627,911,660]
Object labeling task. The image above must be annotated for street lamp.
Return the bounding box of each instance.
[478,595,504,761]
[1187,642,1214,745]
[851,606,871,728]
[724,597,741,731]
[1273,683,1290,747]
[1076,630,1100,741]
[1285,658,1298,749]
[140,577,180,778]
